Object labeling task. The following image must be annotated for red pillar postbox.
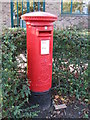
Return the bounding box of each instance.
[21,12,57,110]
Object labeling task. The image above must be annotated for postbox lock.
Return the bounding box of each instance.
[45,26,47,30]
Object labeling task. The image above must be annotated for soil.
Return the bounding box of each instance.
[22,89,90,119]
[32,100,89,119]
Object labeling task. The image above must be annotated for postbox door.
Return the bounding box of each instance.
[35,28,53,92]
[34,36,53,92]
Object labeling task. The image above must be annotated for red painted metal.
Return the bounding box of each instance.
[21,12,57,92]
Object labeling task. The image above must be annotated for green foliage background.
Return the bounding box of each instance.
[53,28,89,100]
[1,27,89,118]
[1,28,38,118]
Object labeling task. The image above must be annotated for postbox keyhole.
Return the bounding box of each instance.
[45,26,47,30]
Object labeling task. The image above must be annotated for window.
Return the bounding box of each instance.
[61,0,89,15]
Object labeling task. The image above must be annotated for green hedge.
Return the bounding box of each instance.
[1,28,38,118]
[53,28,89,100]
[1,27,89,118]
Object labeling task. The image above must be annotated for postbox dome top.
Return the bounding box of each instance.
[21,11,57,22]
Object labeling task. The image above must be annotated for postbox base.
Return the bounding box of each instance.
[29,89,52,111]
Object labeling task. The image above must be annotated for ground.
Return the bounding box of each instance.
[17,52,89,119]
[28,92,89,119]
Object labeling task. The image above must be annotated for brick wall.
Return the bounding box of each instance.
[45,1,88,29]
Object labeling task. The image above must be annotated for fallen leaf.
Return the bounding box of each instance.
[61,97,65,101]
[60,97,67,103]
[84,99,88,102]
[54,99,58,102]
[55,95,59,99]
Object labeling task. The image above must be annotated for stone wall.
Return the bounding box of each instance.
[0,1,88,29]
[45,1,88,29]
[45,1,60,17]
[1,2,11,29]
[55,15,88,30]
[0,2,3,34]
